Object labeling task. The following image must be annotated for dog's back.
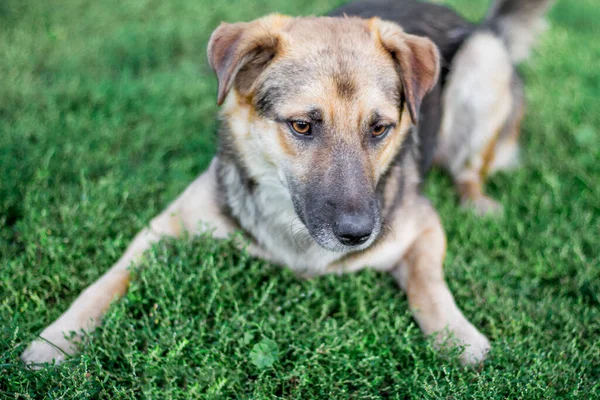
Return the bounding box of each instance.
[330,0,473,67]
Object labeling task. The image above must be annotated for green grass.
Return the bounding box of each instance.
[1,0,599,398]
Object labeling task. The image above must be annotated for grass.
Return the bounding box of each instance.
[1,0,599,398]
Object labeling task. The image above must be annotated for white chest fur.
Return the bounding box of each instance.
[218,160,346,275]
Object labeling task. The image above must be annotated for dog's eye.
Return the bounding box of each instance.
[290,121,311,135]
[372,124,390,138]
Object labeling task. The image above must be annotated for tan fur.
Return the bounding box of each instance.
[208,14,292,104]
[392,220,489,365]
[22,15,489,368]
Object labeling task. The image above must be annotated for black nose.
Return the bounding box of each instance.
[333,211,374,246]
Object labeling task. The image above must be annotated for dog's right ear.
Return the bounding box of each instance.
[207,14,291,105]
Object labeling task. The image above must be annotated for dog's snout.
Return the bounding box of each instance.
[333,211,374,246]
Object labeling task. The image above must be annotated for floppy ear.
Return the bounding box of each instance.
[372,19,440,124]
[207,14,290,105]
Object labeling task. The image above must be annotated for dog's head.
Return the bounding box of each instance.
[208,15,439,252]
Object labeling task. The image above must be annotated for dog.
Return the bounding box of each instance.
[21,0,551,368]
[331,0,554,215]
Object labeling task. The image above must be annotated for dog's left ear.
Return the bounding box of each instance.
[372,19,440,125]
[207,14,291,105]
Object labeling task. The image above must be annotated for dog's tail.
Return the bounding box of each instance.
[483,0,555,63]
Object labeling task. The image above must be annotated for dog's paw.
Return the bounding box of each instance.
[462,195,503,217]
[21,340,67,369]
[455,325,491,366]
[21,327,78,369]
[435,321,491,366]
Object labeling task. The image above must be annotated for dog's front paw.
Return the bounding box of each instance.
[438,320,491,366]
[455,324,491,366]
[21,326,79,368]
[21,340,67,369]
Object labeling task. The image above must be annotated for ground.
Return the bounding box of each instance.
[1,0,599,398]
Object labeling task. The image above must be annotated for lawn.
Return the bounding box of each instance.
[1,0,599,398]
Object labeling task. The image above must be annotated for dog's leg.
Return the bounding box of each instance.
[435,32,515,216]
[391,213,490,365]
[455,78,524,215]
[21,222,174,366]
[21,159,237,366]
[487,79,525,175]
[331,199,490,365]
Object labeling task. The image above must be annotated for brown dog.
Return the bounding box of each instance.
[22,14,491,367]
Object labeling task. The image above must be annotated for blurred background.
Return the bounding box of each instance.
[1,0,598,397]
